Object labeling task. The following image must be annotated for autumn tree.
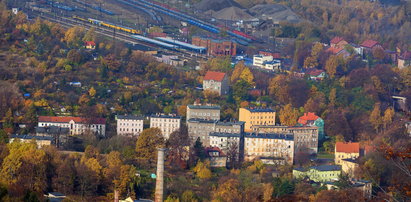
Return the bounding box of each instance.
[135,128,165,163]
[279,104,300,126]
[303,43,323,68]
[369,103,382,133]
[212,178,242,202]
[382,107,394,131]
[64,26,85,47]
[193,161,212,179]
[325,55,338,79]
[167,125,190,169]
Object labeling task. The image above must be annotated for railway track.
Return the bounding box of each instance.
[30,11,207,61]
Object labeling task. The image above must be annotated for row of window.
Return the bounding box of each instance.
[119,128,142,132]
[118,122,143,127]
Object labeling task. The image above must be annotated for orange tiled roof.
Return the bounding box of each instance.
[326,46,344,55]
[204,71,226,82]
[360,40,379,48]
[205,147,226,157]
[330,37,345,45]
[38,116,105,124]
[335,142,360,153]
[85,41,96,46]
[298,112,320,125]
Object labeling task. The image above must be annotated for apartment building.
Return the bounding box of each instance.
[293,165,341,182]
[209,132,243,161]
[187,119,244,146]
[239,108,276,132]
[203,71,230,96]
[186,104,221,121]
[116,115,144,136]
[335,142,360,165]
[150,114,181,139]
[244,133,294,165]
[38,116,106,136]
[252,125,319,154]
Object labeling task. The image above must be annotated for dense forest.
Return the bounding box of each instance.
[0,0,410,201]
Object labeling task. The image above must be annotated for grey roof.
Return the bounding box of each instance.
[150,114,181,119]
[216,121,245,126]
[311,165,341,171]
[209,132,242,138]
[187,104,221,110]
[245,132,293,140]
[341,158,358,163]
[36,126,70,134]
[245,108,275,113]
[11,134,53,141]
[117,115,144,120]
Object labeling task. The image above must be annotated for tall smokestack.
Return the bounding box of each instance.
[155,148,166,202]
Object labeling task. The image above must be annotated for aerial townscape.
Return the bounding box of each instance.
[0,0,410,201]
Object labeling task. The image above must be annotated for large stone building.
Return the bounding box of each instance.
[251,125,319,154]
[187,119,244,146]
[203,71,229,96]
[293,165,341,182]
[335,142,360,165]
[186,104,221,121]
[10,134,53,148]
[150,114,181,139]
[192,36,237,56]
[116,115,144,136]
[209,132,243,161]
[239,108,276,132]
[38,116,106,136]
[244,133,294,165]
[36,126,70,148]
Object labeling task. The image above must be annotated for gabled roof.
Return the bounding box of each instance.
[38,116,106,124]
[205,147,226,157]
[305,68,325,77]
[204,71,226,82]
[298,112,320,125]
[85,41,96,46]
[335,142,360,153]
[326,46,344,55]
[360,40,379,48]
[330,37,345,45]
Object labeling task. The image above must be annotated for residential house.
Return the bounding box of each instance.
[398,51,411,69]
[326,46,350,58]
[205,147,227,167]
[253,54,273,68]
[360,39,382,55]
[116,115,144,136]
[10,134,53,148]
[263,60,282,71]
[341,158,359,178]
[85,41,96,50]
[239,108,276,132]
[330,37,348,49]
[186,104,221,122]
[203,71,229,95]
[304,68,326,81]
[335,142,360,165]
[244,133,294,165]
[297,112,325,140]
[252,125,319,154]
[293,165,341,182]
[150,114,181,139]
[38,116,106,136]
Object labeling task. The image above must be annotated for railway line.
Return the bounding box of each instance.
[30,11,207,61]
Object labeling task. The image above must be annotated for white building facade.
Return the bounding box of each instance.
[150,115,181,139]
[116,115,144,136]
[38,116,106,136]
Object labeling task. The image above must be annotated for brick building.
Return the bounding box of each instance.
[192,36,236,56]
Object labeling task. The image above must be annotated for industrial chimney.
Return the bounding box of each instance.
[155,148,166,202]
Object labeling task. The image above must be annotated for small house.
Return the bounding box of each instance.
[85,41,96,50]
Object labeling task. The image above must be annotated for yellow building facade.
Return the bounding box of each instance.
[239,108,276,132]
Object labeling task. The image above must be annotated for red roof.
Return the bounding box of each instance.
[326,47,344,55]
[85,41,96,46]
[204,71,226,82]
[38,116,106,124]
[330,37,345,45]
[298,112,320,125]
[205,147,226,157]
[360,40,379,49]
[335,142,360,153]
[305,68,325,77]
[259,51,281,59]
